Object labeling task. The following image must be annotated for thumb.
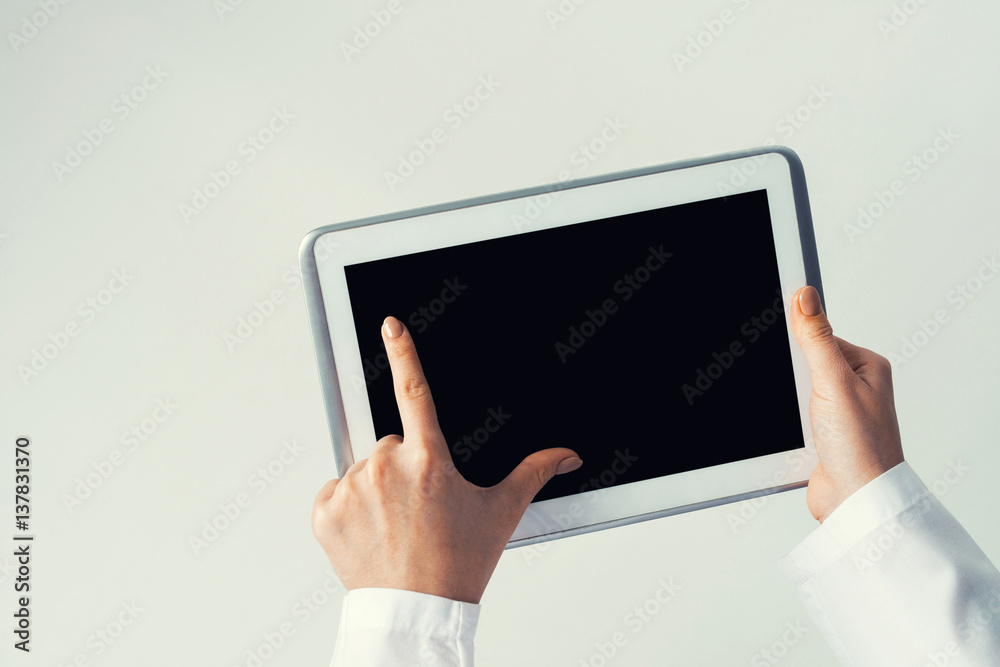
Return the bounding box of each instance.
[495,448,582,513]
[790,286,849,383]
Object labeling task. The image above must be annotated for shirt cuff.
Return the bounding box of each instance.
[778,460,929,585]
[340,587,481,643]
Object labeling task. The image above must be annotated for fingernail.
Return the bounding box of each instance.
[799,287,823,317]
[555,457,583,475]
[383,316,403,339]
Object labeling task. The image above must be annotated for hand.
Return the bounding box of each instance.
[311,316,583,604]
[790,286,905,523]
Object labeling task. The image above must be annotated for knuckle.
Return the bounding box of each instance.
[387,340,413,360]
[439,458,459,479]
[815,359,851,387]
[310,506,328,540]
[533,466,549,492]
[805,321,834,344]
[873,353,893,375]
[370,434,403,457]
[365,454,391,481]
[344,458,367,475]
[412,450,453,498]
[311,497,339,540]
[337,469,359,494]
[399,376,430,402]
[411,446,435,474]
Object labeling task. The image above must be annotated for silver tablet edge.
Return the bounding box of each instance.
[504,480,809,550]
[298,144,825,507]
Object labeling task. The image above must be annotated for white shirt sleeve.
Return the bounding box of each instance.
[330,587,479,667]
[329,462,1000,666]
[778,461,1000,666]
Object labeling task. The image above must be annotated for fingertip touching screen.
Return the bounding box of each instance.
[344,189,804,503]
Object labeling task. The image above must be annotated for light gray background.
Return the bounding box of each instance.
[2,1,998,665]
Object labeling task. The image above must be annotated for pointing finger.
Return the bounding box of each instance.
[381,316,448,455]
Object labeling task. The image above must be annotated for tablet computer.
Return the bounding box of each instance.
[300,146,823,548]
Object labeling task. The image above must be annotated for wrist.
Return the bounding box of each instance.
[822,457,907,523]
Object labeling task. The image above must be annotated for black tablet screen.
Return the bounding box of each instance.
[344,189,804,502]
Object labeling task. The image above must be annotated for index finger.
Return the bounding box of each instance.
[381,316,447,451]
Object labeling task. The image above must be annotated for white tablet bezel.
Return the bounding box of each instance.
[300,147,823,548]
